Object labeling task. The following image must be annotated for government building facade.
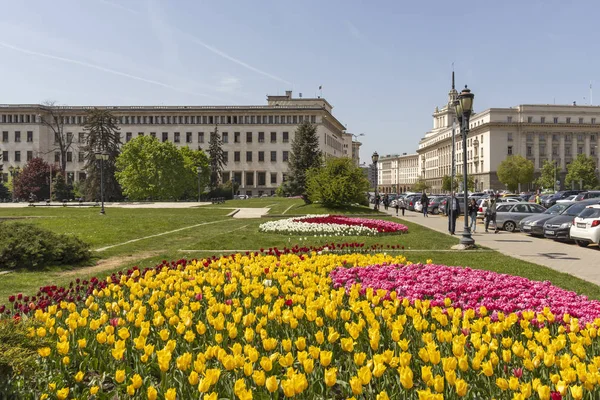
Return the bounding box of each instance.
[0,91,359,197]
[378,80,600,194]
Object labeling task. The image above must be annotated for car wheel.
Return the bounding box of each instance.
[504,221,516,232]
[575,240,589,248]
[432,207,438,215]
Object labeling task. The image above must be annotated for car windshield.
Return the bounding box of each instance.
[566,203,588,216]
[544,203,569,215]
[579,208,600,218]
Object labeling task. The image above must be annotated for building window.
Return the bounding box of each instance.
[578,134,583,141]
[258,132,265,143]
[67,152,73,162]
[198,132,204,143]
[311,115,316,123]
[234,151,240,162]
[592,147,596,156]
[552,146,558,156]
[293,116,298,124]
[27,151,33,161]
[27,131,33,142]
[2,151,8,162]
[553,117,558,124]
[79,152,85,162]
[282,132,289,143]
[270,173,277,184]
[541,117,546,123]
[283,151,289,162]
[257,172,266,186]
[223,151,228,164]
[566,117,571,123]
[246,132,252,143]
[222,172,230,183]
[162,132,168,142]
[578,146,583,154]
[186,132,192,143]
[270,151,277,162]
[174,132,180,143]
[14,151,20,162]
[126,132,132,142]
[507,132,513,141]
[552,134,558,141]
[246,151,252,162]
[527,133,533,141]
[139,132,144,137]
[593,118,597,124]
[2,131,7,142]
[526,146,532,156]
[508,146,513,155]
[55,152,60,162]
[222,132,228,143]
[566,146,571,154]
[527,117,533,123]
[258,151,264,162]
[270,132,277,143]
[540,145,546,156]
[579,117,584,124]
[268,116,274,124]
[507,116,512,123]
[14,131,20,142]
[246,172,254,186]
[234,132,240,143]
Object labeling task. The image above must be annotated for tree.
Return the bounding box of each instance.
[566,154,598,190]
[51,173,73,201]
[0,181,9,201]
[208,125,225,190]
[286,121,322,199]
[179,146,210,200]
[115,136,188,200]
[536,160,560,190]
[306,157,369,207]
[441,175,453,192]
[413,179,430,193]
[39,101,74,176]
[455,174,475,192]
[497,155,534,192]
[12,158,50,200]
[81,108,123,201]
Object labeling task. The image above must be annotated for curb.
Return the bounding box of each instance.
[228,209,241,217]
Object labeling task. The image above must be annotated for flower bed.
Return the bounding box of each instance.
[330,263,600,325]
[259,215,408,236]
[8,252,600,399]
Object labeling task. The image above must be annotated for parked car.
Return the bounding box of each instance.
[495,202,546,232]
[574,191,600,201]
[405,195,420,211]
[542,190,584,208]
[569,205,600,247]
[556,195,577,203]
[476,197,521,219]
[428,196,446,215]
[519,202,574,236]
[543,199,600,241]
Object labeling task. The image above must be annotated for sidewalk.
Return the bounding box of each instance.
[383,208,600,286]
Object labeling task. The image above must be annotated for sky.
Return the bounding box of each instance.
[1,0,599,164]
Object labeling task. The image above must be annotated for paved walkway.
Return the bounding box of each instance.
[383,208,600,286]
[232,208,270,218]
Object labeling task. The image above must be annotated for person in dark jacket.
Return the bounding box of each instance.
[485,196,499,233]
[468,198,478,233]
[445,194,459,235]
[420,191,429,217]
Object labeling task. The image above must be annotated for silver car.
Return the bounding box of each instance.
[496,202,546,232]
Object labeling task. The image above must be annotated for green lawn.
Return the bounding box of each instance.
[1,200,599,303]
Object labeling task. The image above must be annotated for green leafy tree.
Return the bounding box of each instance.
[208,125,225,190]
[51,173,73,201]
[455,174,475,192]
[115,136,188,200]
[536,160,560,190]
[566,154,598,189]
[13,158,50,200]
[413,179,430,193]
[0,181,9,201]
[286,121,322,199]
[306,157,369,207]
[497,155,534,192]
[441,175,453,192]
[82,108,123,201]
[180,146,210,200]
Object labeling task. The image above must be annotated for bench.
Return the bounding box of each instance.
[210,197,225,204]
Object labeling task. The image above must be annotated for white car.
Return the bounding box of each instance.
[556,195,577,203]
[569,205,600,247]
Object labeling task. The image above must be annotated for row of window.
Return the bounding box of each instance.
[2,131,34,143]
[507,116,598,124]
[116,114,316,126]
[0,114,37,124]
[222,171,284,186]
[522,144,597,157]
[123,131,291,144]
[521,133,598,142]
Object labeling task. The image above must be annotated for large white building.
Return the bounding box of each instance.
[383,77,600,193]
[0,91,359,196]
[377,153,420,194]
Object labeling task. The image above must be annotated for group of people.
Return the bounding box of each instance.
[373,194,391,211]
[445,194,499,235]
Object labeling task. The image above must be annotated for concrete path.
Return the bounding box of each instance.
[382,208,600,286]
[232,208,270,218]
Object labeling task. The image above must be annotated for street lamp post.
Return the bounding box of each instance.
[453,85,475,247]
[197,166,202,202]
[95,151,109,215]
[372,151,379,210]
[8,166,21,202]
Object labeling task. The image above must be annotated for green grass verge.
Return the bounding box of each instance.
[1,200,599,303]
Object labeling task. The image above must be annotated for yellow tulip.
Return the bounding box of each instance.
[147,386,158,400]
[481,360,494,377]
[455,379,468,397]
[373,362,386,378]
[320,351,332,367]
[537,385,551,400]
[90,386,99,395]
[496,377,509,390]
[37,347,51,357]
[303,358,314,374]
[260,356,273,372]
[115,369,126,384]
[252,370,266,386]
[433,375,444,393]
[56,388,69,400]
[350,376,363,395]
[421,365,433,385]
[376,391,390,400]
[325,368,337,387]
[74,371,84,382]
[354,352,367,366]
[341,337,355,352]
[265,376,279,393]
[358,365,372,385]
[127,385,135,396]
[570,384,583,399]
[399,366,413,389]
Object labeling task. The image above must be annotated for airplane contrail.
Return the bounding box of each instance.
[0,41,224,100]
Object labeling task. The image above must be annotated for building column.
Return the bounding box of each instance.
[572,135,578,160]
[533,133,540,171]
[585,133,591,156]
[559,135,566,171]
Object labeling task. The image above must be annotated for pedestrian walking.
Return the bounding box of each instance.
[445,194,459,235]
[394,199,400,216]
[468,198,478,233]
[485,196,498,233]
[399,197,406,216]
[421,191,429,217]
[383,194,389,211]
